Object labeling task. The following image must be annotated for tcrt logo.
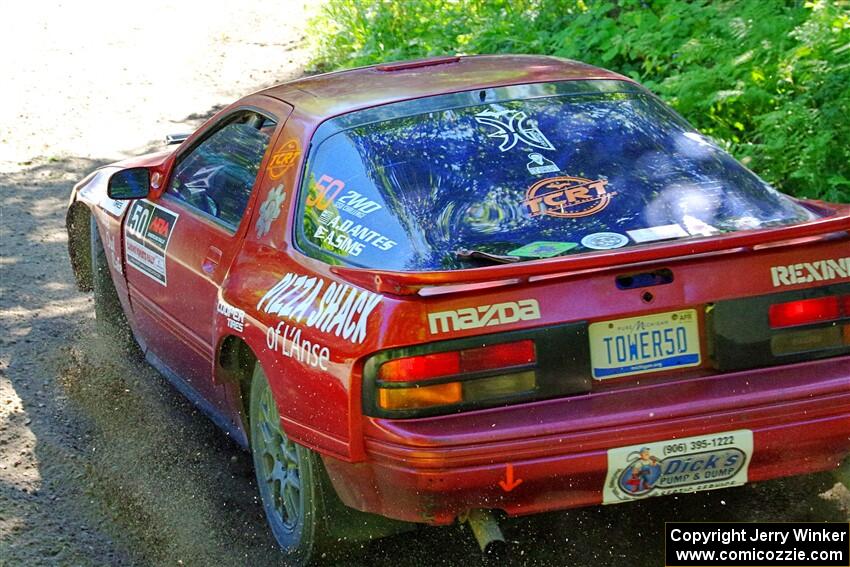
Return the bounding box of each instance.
[524,175,614,219]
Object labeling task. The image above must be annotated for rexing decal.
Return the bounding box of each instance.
[770,256,849,287]
[524,175,614,219]
[256,273,383,345]
[124,200,178,285]
[428,299,541,335]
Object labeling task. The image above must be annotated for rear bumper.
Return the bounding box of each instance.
[323,355,850,524]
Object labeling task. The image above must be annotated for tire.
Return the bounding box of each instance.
[89,216,136,352]
[249,364,329,566]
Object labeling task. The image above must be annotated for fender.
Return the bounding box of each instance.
[68,166,135,326]
[215,240,391,463]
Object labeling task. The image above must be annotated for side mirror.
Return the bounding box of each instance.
[165,133,189,145]
[107,167,150,200]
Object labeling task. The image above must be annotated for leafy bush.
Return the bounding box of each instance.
[308,0,850,202]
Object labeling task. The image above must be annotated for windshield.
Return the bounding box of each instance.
[297,81,817,271]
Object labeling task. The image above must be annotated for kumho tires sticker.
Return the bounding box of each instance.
[256,273,382,345]
[124,200,178,285]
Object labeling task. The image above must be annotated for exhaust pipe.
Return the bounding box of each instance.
[465,509,507,558]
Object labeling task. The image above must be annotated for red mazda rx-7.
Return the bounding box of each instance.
[66,55,850,564]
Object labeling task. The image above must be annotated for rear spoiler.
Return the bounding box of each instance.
[330,203,850,297]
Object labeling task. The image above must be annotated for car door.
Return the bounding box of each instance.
[124,100,291,414]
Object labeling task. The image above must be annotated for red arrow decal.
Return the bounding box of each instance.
[498,463,523,492]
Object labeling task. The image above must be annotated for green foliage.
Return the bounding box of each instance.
[308,0,850,202]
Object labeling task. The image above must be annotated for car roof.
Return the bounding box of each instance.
[259,54,634,124]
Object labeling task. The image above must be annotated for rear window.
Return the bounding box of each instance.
[297,80,817,271]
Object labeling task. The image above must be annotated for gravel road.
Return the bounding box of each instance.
[1,2,847,566]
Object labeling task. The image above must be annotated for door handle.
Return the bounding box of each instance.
[202,246,222,275]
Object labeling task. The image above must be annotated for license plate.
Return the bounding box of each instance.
[589,309,701,380]
[603,430,753,504]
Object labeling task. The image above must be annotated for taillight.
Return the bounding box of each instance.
[768,293,850,356]
[378,382,462,409]
[378,351,460,382]
[710,284,850,371]
[768,296,842,328]
[375,340,537,412]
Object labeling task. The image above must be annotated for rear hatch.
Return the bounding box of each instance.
[287,78,850,416]
[352,229,850,418]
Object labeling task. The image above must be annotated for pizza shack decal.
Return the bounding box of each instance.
[257,272,383,345]
[524,175,614,219]
[124,200,179,285]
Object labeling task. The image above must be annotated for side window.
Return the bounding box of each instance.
[168,111,276,228]
[299,133,405,268]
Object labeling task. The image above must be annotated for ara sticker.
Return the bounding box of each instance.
[524,175,614,219]
[474,106,555,152]
[626,223,689,243]
[267,139,301,179]
[256,184,286,238]
[581,232,629,250]
[526,153,560,175]
[124,200,179,285]
[509,241,577,258]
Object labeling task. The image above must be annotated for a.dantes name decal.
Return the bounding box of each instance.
[256,273,382,344]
